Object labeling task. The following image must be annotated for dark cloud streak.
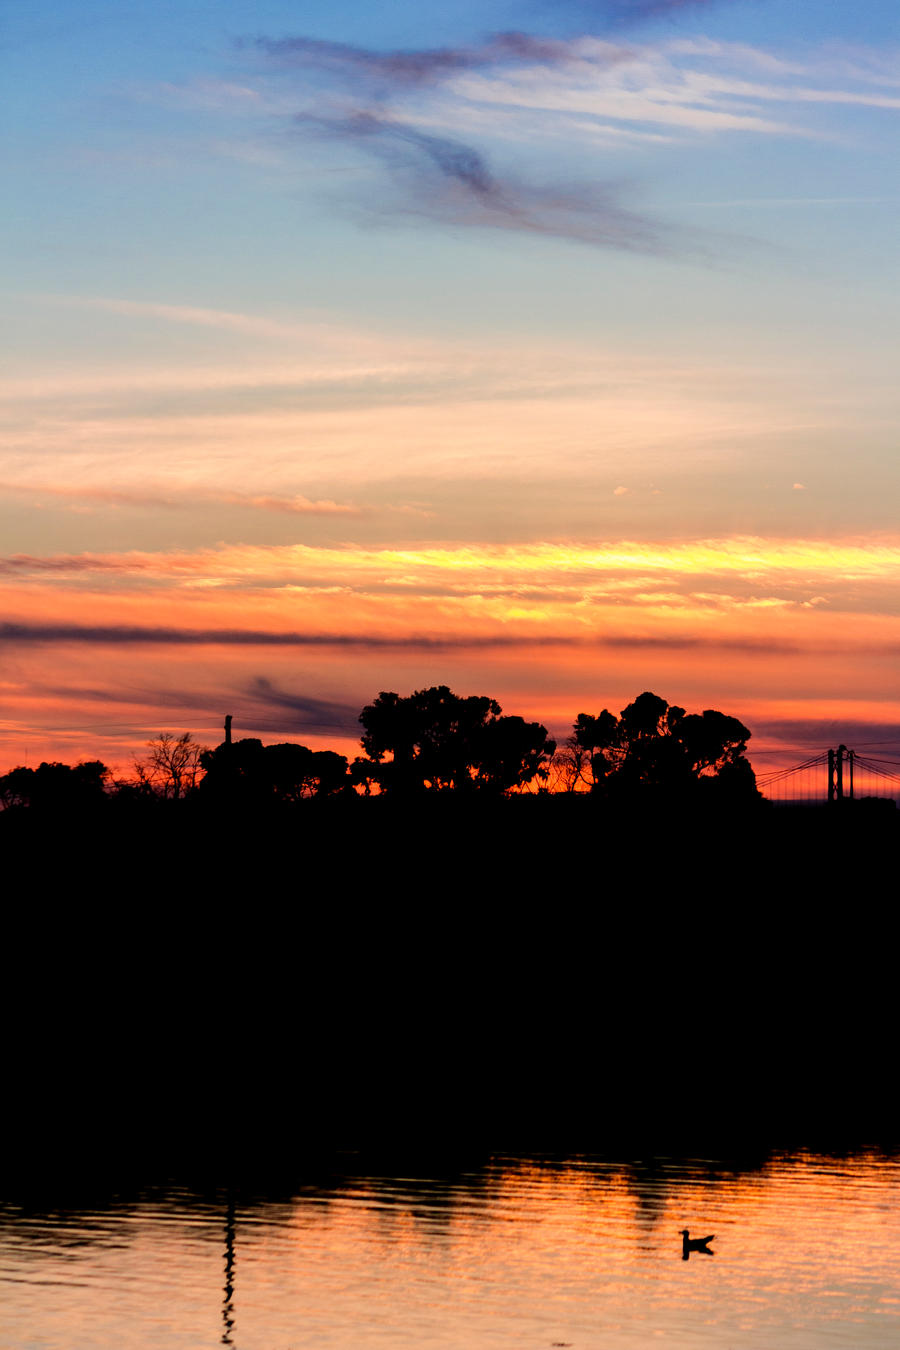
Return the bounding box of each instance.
[297,110,669,252]
[323,111,499,200]
[0,620,818,655]
[253,31,582,90]
[753,717,900,749]
[247,677,360,734]
[253,19,682,252]
[253,0,720,89]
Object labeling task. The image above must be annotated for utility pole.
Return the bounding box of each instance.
[224,714,232,747]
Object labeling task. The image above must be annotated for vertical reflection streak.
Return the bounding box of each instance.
[222,1192,235,1347]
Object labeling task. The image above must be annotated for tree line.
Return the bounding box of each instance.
[0,685,761,810]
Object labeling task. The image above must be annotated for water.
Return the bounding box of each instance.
[3,1152,899,1350]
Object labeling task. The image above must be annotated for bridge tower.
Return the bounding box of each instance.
[827,744,854,802]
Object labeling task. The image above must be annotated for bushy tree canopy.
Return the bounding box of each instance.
[359,685,555,795]
[572,691,758,801]
[0,760,110,810]
[199,738,349,801]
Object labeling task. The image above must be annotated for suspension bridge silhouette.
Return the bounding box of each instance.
[756,744,900,804]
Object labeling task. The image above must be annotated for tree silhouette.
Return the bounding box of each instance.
[134,732,205,799]
[0,760,110,810]
[573,691,758,801]
[358,685,555,795]
[199,738,349,801]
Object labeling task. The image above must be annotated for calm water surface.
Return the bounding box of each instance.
[3,1152,899,1350]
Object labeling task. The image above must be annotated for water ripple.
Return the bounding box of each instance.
[1,1151,899,1350]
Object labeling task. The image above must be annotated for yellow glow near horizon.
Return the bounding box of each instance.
[2,531,899,774]
[6,535,900,584]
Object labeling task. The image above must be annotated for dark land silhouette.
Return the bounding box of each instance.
[2,685,898,1178]
[1,685,769,809]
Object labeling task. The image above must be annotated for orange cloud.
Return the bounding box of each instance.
[1,532,899,776]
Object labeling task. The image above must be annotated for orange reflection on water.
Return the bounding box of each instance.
[225,1153,900,1350]
[2,1152,900,1350]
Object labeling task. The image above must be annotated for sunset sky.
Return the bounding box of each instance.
[3,0,899,782]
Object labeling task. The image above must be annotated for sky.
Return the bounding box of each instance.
[3,0,900,786]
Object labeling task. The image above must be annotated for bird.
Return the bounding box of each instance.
[681,1228,715,1257]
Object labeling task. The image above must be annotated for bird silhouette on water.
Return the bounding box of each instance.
[681,1229,715,1259]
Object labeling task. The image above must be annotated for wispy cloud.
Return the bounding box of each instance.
[251,26,680,251]
[5,536,900,623]
[6,535,900,580]
[234,492,360,516]
[254,31,582,90]
[443,33,899,140]
[243,12,900,250]
[252,7,725,92]
[297,109,669,251]
[0,481,364,517]
[41,294,374,344]
[246,677,361,734]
